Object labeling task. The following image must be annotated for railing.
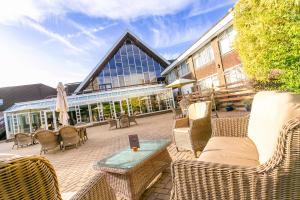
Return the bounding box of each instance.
[177,80,256,111]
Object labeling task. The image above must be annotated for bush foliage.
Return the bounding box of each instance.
[234,0,300,92]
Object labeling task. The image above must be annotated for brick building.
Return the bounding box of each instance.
[161,11,246,94]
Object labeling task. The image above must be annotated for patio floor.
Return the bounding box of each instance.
[0,111,248,200]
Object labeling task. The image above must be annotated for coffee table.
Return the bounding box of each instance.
[95,139,171,200]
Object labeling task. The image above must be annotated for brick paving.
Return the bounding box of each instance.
[0,111,248,200]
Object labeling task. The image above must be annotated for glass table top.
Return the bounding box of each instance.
[96,139,170,169]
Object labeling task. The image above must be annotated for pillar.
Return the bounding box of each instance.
[211,37,226,86]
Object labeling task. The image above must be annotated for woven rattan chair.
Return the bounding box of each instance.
[173,101,212,157]
[119,114,130,128]
[59,126,80,151]
[171,91,300,200]
[75,122,88,144]
[171,107,183,119]
[129,112,138,125]
[12,133,33,149]
[0,155,116,200]
[34,130,60,154]
[178,97,190,117]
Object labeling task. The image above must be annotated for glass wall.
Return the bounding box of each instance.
[30,112,41,131]
[97,39,165,89]
[178,61,190,77]
[79,105,90,123]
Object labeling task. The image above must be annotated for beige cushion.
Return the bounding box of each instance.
[248,91,300,164]
[198,137,259,167]
[188,102,208,120]
[173,127,190,133]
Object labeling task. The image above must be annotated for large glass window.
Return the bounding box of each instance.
[193,44,214,68]
[167,70,177,84]
[178,62,190,77]
[224,65,246,84]
[198,75,220,90]
[219,26,237,55]
[97,39,165,88]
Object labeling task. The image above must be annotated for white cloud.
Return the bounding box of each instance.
[0,0,195,24]
[21,18,83,53]
[162,52,180,60]
[151,17,210,49]
[188,0,235,18]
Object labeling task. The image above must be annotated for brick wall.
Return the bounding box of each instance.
[222,50,241,70]
[194,62,217,80]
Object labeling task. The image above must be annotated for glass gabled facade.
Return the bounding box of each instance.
[98,39,165,89]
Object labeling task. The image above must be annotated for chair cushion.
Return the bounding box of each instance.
[173,127,190,133]
[188,102,208,120]
[198,137,259,167]
[248,91,300,164]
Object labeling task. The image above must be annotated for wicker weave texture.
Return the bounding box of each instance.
[59,126,80,150]
[34,130,60,154]
[171,117,300,200]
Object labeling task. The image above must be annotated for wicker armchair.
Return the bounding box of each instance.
[178,97,190,116]
[129,112,138,125]
[75,122,88,144]
[34,130,60,154]
[59,126,80,151]
[12,133,33,149]
[171,91,300,200]
[173,101,212,157]
[0,155,116,200]
[119,114,130,128]
[171,107,183,119]
[107,118,117,129]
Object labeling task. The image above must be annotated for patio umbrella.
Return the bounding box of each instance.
[55,82,69,126]
[166,78,195,89]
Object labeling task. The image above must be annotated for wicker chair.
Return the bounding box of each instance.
[119,114,130,128]
[34,130,60,154]
[173,101,212,157]
[107,118,117,129]
[59,126,80,151]
[171,91,300,200]
[0,155,116,200]
[171,107,183,119]
[12,133,33,149]
[129,112,138,125]
[178,97,190,117]
[75,122,88,144]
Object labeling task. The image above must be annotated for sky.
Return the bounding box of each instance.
[0,0,236,88]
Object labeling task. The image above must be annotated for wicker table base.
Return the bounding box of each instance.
[96,140,171,200]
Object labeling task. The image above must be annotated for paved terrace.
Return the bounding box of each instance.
[0,111,248,200]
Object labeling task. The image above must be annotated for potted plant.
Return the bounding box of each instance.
[224,102,234,112]
[242,99,252,112]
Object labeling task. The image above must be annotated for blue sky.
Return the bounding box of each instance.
[0,0,236,88]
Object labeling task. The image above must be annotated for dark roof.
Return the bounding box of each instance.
[74,31,170,93]
[0,84,57,111]
[65,82,81,95]
[168,59,176,64]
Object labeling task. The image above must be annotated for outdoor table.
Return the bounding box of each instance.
[95,139,171,200]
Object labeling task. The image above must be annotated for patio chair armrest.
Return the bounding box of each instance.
[171,160,258,200]
[174,118,189,128]
[190,116,211,130]
[212,115,249,137]
[70,173,116,200]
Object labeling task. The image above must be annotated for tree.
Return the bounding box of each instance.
[234,0,300,92]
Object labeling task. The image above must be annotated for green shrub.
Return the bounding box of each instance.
[234,0,300,93]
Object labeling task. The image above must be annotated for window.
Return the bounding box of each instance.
[219,26,237,55]
[167,70,177,83]
[198,75,220,90]
[178,62,190,77]
[193,44,214,68]
[0,99,3,106]
[224,65,246,84]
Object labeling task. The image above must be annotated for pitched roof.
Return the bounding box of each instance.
[0,84,56,111]
[74,30,170,94]
[161,11,233,76]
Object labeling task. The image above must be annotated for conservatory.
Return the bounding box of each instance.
[4,84,174,139]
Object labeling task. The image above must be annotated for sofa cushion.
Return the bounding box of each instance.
[198,137,259,167]
[248,91,300,164]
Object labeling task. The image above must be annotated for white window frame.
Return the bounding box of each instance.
[193,44,214,69]
[178,61,190,77]
[224,64,246,84]
[218,26,237,55]
[198,74,220,90]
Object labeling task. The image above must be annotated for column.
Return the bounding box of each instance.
[52,110,57,130]
[126,98,131,116]
[28,112,32,133]
[88,104,93,123]
[211,37,226,86]
[138,97,142,114]
[4,113,10,139]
